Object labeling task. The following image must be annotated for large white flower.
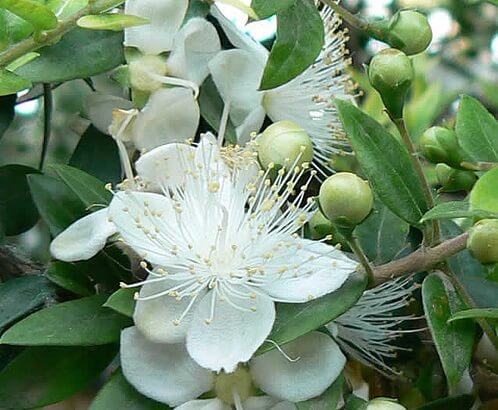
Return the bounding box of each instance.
[110,134,357,372]
[121,327,345,408]
[209,5,353,177]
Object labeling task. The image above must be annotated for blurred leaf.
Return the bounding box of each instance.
[257,271,367,354]
[16,28,124,83]
[448,308,498,323]
[297,373,344,410]
[479,79,498,110]
[259,0,323,90]
[0,0,57,30]
[421,201,498,222]
[1,294,131,346]
[104,288,135,318]
[46,0,87,19]
[0,69,31,96]
[344,395,367,410]
[5,51,40,71]
[469,168,498,214]
[0,276,55,329]
[78,13,149,31]
[90,368,171,410]
[422,273,476,386]
[0,94,16,139]
[0,165,40,236]
[252,0,295,19]
[45,261,95,296]
[185,0,210,19]
[415,394,474,410]
[456,95,498,163]
[0,344,117,408]
[336,99,429,226]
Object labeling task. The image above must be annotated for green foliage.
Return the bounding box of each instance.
[251,0,295,19]
[0,0,58,31]
[0,94,15,139]
[0,69,31,96]
[45,261,95,296]
[421,201,498,223]
[297,374,344,410]
[414,395,474,410]
[470,167,498,214]
[77,13,149,31]
[104,288,136,318]
[448,308,498,323]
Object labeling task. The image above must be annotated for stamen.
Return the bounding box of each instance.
[264,339,301,362]
[145,71,200,99]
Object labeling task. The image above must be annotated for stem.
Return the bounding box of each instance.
[39,84,53,170]
[348,235,375,286]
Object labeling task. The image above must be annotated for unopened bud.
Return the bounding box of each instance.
[420,127,466,169]
[129,54,167,92]
[435,163,476,192]
[467,219,498,264]
[367,398,407,410]
[319,172,373,227]
[257,121,314,171]
[368,48,414,119]
[387,10,432,55]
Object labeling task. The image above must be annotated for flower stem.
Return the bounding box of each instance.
[347,235,375,286]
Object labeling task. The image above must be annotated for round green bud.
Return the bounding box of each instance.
[435,163,476,193]
[387,10,432,55]
[257,120,314,171]
[129,54,167,92]
[467,219,498,264]
[368,48,414,119]
[214,366,253,405]
[319,172,374,227]
[367,398,407,410]
[420,127,466,169]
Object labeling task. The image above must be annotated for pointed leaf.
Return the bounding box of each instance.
[45,261,95,297]
[448,308,498,323]
[0,0,57,30]
[421,201,498,222]
[0,69,31,96]
[469,167,498,214]
[252,0,295,19]
[78,14,149,31]
[104,288,135,318]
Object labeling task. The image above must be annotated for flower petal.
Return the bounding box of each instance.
[124,0,188,54]
[243,396,282,410]
[121,326,214,407]
[134,276,206,344]
[270,402,297,410]
[167,18,221,85]
[131,88,200,151]
[250,332,346,402]
[85,93,134,135]
[262,239,357,302]
[50,209,116,262]
[186,289,275,372]
[176,398,231,410]
[235,105,266,144]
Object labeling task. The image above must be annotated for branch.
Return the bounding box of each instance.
[0,246,41,281]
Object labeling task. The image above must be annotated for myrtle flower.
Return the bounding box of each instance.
[108,134,357,372]
[121,327,345,408]
[327,277,419,376]
[209,5,353,177]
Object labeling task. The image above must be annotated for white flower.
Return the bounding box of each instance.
[327,277,419,376]
[110,134,357,372]
[209,5,353,177]
[367,398,407,410]
[121,327,345,408]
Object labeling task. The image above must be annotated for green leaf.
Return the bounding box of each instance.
[45,261,95,297]
[0,0,57,30]
[336,99,429,226]
[0,344,117,408]
[456,95,498,163]
[51,163,112,207]
[259,0,323,90]
[421,200,498,222]
[422,273,476,386]
[0,276,55,329]
[257,271,367,354]
[90,368,171,410]
[297,373,344,410]
[16,28,124,83]
[345,395,368,410]
[415,394,474,410]
[1,294,131,346]
[0,69,31,96]
[5,51,40,71]
[78,13,149,31]
[0,94,15,140]
[0,164,40,236]
[251,0,295,19]
[46,0,87,19]
[104,288,135,318]
[448,308,498,323]
[470,167,498,214]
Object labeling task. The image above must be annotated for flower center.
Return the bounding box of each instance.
[214,366,253,405]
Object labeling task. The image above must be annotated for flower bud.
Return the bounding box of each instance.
[319,172,373,227]
[308,210,334,240]
[435,163,476,193]
[368,49,414,119]
[367,398,407,410]
[467,219,498,264]
[387,10,432,55]
[257,121,314,171]
[129,54,167,92]
[419,127,466,169]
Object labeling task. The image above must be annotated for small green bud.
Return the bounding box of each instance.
[420,127,466,169]
[435,163,477,192]
[387,10,432,55]
[368,48,414,119]
[367,398,407,410]
[257,120,314,171]
[467,219,498,264]
[319,172,374,227]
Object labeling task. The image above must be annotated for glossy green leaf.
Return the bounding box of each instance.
[16,28,124,83]
[336,99,429,226]
[0,276,55,329]
[46,0,88,19]
[259,0,323,90]
[90,368,171,410]
[421,200,498,222]
[422,273,476,386]
[0,0,57,30]
[0,94,16,139]
[78,13,149,31]
[251,0,295,19]
[415,394,474,410]
[1,294,131,346]
[456,95,498,163]
[448,308,498,323]
[0,344,117,408]
[469,167,498,214]
[45,261,95,297]
[257,271,367,354]
[0,69,31,96]
[104,288,135,318]
[297,373,344,410]
[0,165,40,236]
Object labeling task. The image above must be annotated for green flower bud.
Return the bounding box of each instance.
[215,366,253,405]
[129,54,167,92]
[257,120,314,171]
[319,172,374,227]
[367,398,407,410]
[467,219,498,264]
[368,48,414,119]
[435,163,477,193]
[387,10,432,55]
[420,127,466,169]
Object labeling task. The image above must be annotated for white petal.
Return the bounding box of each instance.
[131,88,200,151]
[50,209,116,262]
[108,191,177,266]
[186,290,275,372]
[167,18,221,85]
[134,276,207,344]
[235,105,266,144]
[124,0,188,54]
[250,332,346,402]
[85,93,134,135]
[120,326,214,407]
[262,239,357,302]
[243,396,281,410]
[270,402,297,410]
[176,399,231,410]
